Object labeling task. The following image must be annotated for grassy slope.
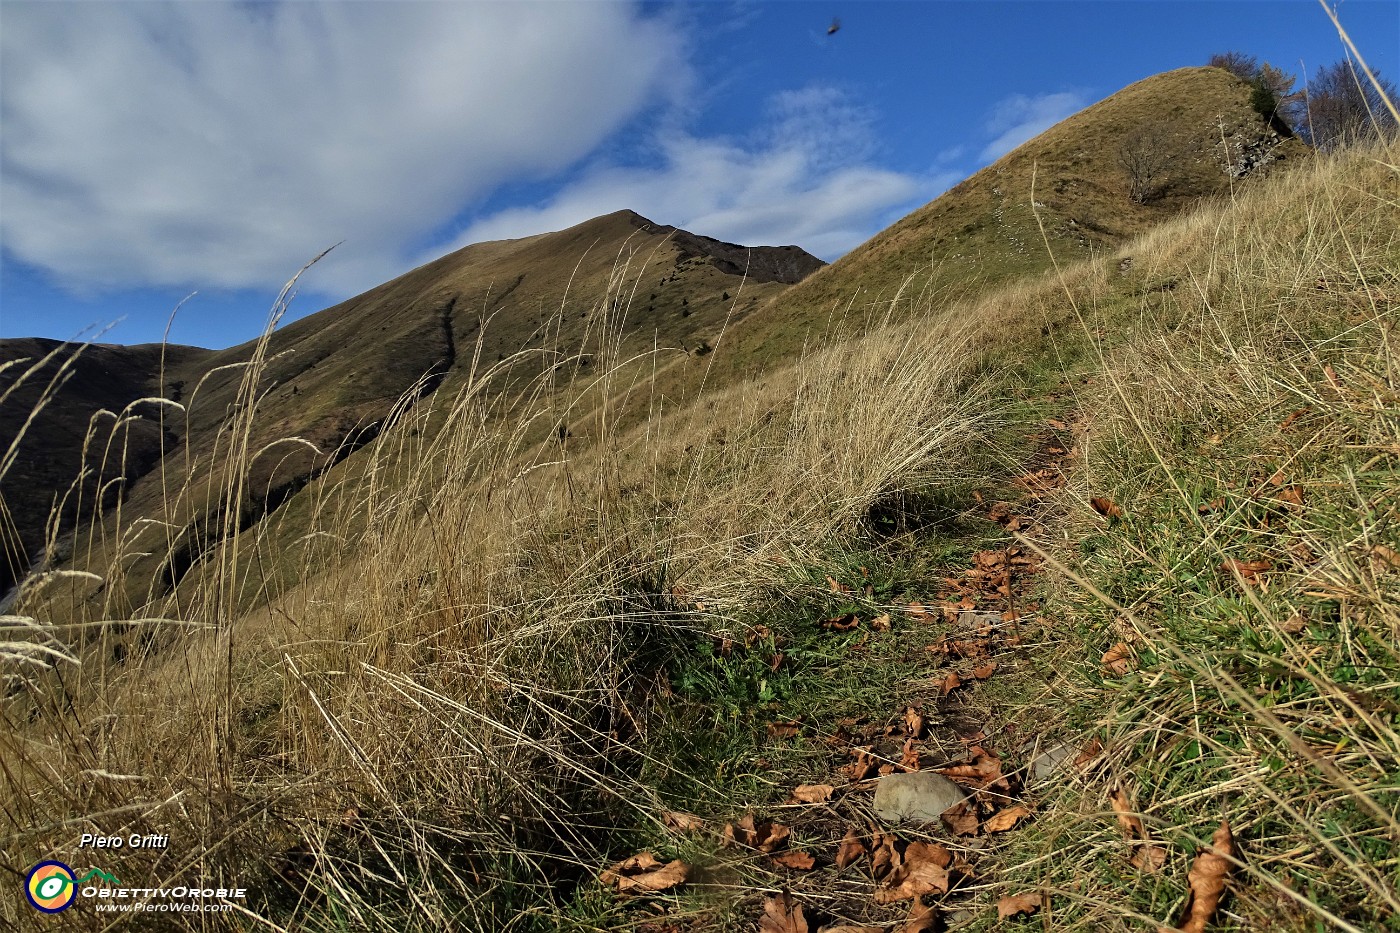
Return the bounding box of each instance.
[9,211,820,623]
[622,66,1308,417]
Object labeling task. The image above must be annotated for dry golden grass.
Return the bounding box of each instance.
[983,139,1400,930]
[0,245,996,928]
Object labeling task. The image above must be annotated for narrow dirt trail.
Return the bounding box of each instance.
[601,412,1094,931]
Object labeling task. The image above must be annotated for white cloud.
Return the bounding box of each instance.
[0,2,686,297]
[979,91,1089,161]
[436,87,954,263]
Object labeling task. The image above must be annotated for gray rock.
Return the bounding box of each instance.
[872,771,966,824]
[1028,743,1077,785]
[958,610,1004,628]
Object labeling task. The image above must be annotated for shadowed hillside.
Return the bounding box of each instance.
[0,339,211,598]
[0,213,821,612]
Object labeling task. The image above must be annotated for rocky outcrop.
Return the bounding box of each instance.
[626,212,825,285]
[1217,128,1291,179]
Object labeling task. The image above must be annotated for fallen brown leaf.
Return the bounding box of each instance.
[768,720,801,739]
[869,832,901,880]
[843,747,878,782]
[939,671,963,695]
[601,850,660,876]
[984,804,1031,833]
[1221,558,1272,587]
[971,661,998,680]
[826,575,849,594]
[906,841,952,869]
[1278,407,1309,430]
[600,852,690,893]
[1371,544,1400,571]
[870,613,892,632]
[1276,485,1305,506]
[759,891,809,933]
[904,707,926,738]
[788,784,834,805]
[1091,496,1125,519]
[941,800,980,836]
[1198,497,1225,514]
[660,811,706,833]
[938,747,1003,786]
[1178,821,1236,933]
[746,624,774,646]
[771,850,816,870]
[899,738,922,772]
[998,892,1041,920]
[1102,642,1135,675]
[899,899,938,932]
[835,826,867,869]
[823,613,860,631]
[723,815,790,853]
[1073,736,1104,769]
[1110,787,1145,840]
[874,858,950,903]
[822,927,884,933]
[1131,844,1168,873]
[906,602,930,618]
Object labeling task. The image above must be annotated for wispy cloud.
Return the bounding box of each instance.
[437,86,954,263]
[979,91,1089,161]
[1,2,686,297]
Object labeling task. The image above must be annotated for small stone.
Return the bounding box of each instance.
[1028,743,1076,785]
[946,909,975,928]
[872,771,967,824]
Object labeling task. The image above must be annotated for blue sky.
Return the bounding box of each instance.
[2,0,1396,349]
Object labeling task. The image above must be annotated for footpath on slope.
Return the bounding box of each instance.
[595,406,1101,932]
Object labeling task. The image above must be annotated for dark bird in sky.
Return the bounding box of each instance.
[827,17,841,36]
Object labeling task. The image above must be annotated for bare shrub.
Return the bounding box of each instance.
[1117,127,1177,204]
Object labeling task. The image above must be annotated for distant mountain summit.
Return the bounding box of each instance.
[701,66,1311,371]
[0,214,823,600]
[619,211,823,284]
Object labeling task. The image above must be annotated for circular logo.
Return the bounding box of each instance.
[26,861,76,913]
